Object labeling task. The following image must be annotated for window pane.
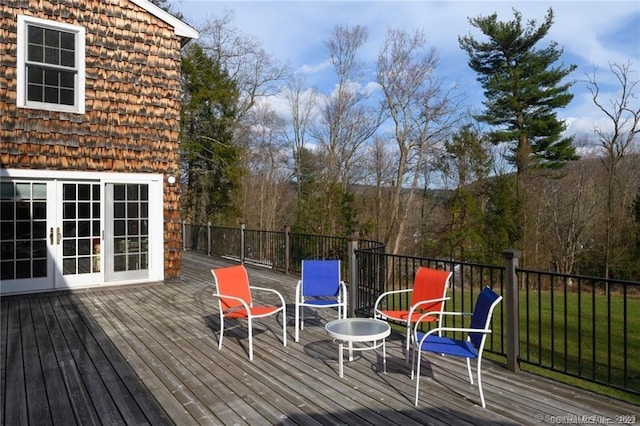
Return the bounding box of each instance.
[63,221,76,237]
[60,71,74,88]
[44,68,58,85]
[127,203,138,218]
[0,222,14,240]
[63,240,76,256]
[63,184,76,200]
[78,202,90,218]
[127,185,139,200]
[0,183,14,198]
[78,238,91,255]
[60,89,74,105]
[28,45,44,62]
[78,220,90,237]
[1,261,15,280]
[45,46,59,65]
[114,202,125,218]
[78,184,90,200]
[63,202,76,219]
[32,184,46,199]
[114,220,125,236]
[60,32,75,49]
[15,202,30,220]
[61,49,74,67]
[16,221,30,239]
[33,240,47,257]
[44,28,59,47]
[44,86,58,103]
[1,201,14,220]
[28,25,43,44]
[63,258,76,275]
[33,201,46,219]
[33,259,47,277]
[27,84,43,102]
[114,185,125,200]
[16,261,31,278]
[33,221,46,239]
[15,184,31,199]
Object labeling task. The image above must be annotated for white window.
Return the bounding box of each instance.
[17,15,85,113]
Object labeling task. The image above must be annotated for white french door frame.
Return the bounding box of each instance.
[0,169,165,295]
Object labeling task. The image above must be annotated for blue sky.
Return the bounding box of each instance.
[170,0,640,141]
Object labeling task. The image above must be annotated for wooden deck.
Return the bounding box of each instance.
[2,251,638,425]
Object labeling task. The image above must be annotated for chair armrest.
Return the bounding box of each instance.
[411,296,450,311]
[413,310,472,328]
[373,288,412,316]
[415,325,492,346]
[339,281,348,300]
[408,297,451,323]
[212,292,251,312]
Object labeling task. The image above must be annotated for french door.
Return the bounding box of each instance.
[55,181,103,287]
[104,183,149,282]
[1,177,154,294]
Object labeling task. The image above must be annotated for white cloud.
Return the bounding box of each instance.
[299,60,331,75]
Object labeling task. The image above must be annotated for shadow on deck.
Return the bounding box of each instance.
[1,251,638,425]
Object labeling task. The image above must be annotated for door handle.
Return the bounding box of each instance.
[57,227,61,245]
[50,227,54,245]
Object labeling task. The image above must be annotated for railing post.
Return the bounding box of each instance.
[502,249,521,372]
[284,226,291,275]
[348,229,359,318]
[240,224,246,264]
[207,221,212,256]
[182,220,186,251]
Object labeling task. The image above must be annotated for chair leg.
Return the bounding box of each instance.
[218,314,225,350]
[404,325,411,365]
[295,304,300,342]
[414,348,422,406]
[465,357,474,384]
[248,316,253,361]
[282,307,287,347]
[477,358,485,408]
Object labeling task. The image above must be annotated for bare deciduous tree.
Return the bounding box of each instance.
[539,164,598,274]
[586,61,640,277]
[376,28,458,253]
[282,73,317,199]
[196,10,290,120]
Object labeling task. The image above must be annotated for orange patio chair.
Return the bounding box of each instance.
[211,265,287,361]
[374,266,452,359]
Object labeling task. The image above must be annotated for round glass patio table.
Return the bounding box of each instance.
[325,318,391,378]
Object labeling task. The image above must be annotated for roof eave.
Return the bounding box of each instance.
[129,0,199,40]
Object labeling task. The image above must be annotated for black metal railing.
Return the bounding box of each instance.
[517,268,640,396]
[182,222,640,397]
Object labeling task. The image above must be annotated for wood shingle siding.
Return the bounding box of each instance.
[1,0,195,280]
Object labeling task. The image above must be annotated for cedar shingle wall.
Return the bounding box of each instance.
[0,0,185,279]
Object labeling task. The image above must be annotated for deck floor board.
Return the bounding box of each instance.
[2,251,638,425]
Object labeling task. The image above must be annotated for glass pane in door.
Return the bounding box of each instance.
[0,181,48,280]
[113,184,148,272]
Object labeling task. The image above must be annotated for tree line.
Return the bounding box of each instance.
[154,2,640,280]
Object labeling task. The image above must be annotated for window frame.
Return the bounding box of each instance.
[16,15,85,114]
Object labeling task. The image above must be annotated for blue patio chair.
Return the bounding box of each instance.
[411,286,502,408]
[295,260,347,342]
